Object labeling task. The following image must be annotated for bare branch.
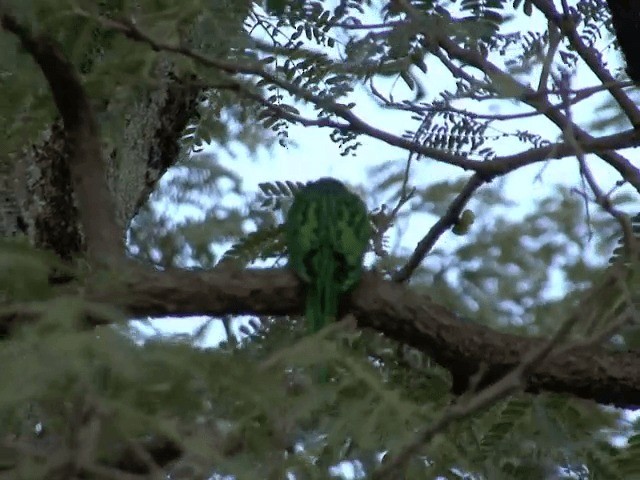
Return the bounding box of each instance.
[531,0,640,127]
[393,174,484,282]
[86,12,640,190]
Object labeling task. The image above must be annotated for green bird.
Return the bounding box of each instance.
[285,178,371,333]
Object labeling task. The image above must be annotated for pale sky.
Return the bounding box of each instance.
[139,1,640,346]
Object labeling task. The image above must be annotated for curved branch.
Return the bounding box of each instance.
[0,9,123,264]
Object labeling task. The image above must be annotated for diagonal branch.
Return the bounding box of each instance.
[531,0,640,126]
[112,266,640,409]
[392,174,484,282]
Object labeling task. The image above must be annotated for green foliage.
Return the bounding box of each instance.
[258,179,306,210]
[128,153,247,268]
[0,239,61,302]
[3,0,640,478]
[219,225,285,266]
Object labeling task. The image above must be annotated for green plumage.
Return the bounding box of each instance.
[285,178,371,333]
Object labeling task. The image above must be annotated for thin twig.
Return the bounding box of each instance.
[396,0,640,193]
[531,0,640,127]
[393,174,484,282]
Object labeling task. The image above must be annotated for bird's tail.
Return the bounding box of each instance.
[306,249,339,333]
[305,249,340,382]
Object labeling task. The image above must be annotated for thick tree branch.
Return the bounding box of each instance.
[0,9,123,264]
[2,266,630,409]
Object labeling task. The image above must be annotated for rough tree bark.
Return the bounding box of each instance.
[0,63,200,259]
[0,0,252,259]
